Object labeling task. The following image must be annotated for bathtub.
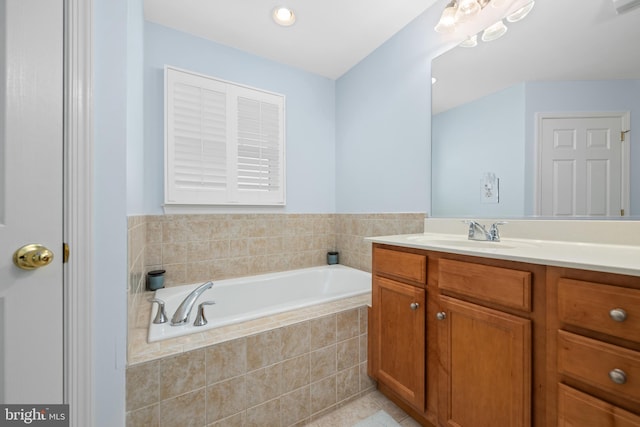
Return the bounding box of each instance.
[147,264,371,342]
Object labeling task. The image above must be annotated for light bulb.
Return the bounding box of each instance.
[482,20,508,41]
[456,0,481,22]
[272,7,296,26]
[434,4,458,33]
[459,34,478,47]
[506,1,535,22]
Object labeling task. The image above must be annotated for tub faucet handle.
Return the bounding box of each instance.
[149,298,168,324]
[194,300,216,327]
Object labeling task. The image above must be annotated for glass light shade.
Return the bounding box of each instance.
[490,0,509,8]
[434,5,457,33]
[455,0,482,22]
[272,7,296,26]
[506,1,535,22]
[482,19,508,41]
[459,34,478,47]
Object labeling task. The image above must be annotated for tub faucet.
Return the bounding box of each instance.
[171,281,214,326]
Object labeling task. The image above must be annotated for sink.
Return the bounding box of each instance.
[404,235,535,250]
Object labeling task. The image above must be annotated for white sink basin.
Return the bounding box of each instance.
[404,235,535,250]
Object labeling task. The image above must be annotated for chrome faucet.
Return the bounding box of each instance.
[171,281,214,326]
[464,220,506,242]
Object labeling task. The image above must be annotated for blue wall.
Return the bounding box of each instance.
[335,8,444,213]
[94,0,130,425]
[144,22,336,214]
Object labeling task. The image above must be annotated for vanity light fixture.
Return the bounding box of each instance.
[272,6,296,26]
[437,0,535,47]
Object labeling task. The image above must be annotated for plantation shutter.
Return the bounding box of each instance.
[165,67,285,206]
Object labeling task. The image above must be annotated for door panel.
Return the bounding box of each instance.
[0,0,63,403]
[538,114,627,217]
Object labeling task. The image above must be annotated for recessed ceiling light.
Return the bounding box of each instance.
[272,6,296,26]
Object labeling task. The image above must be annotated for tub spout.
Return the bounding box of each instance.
[171,281,214,326]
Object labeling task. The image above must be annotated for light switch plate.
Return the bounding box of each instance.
[481,172,499,204]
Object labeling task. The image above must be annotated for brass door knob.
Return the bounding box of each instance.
[13,244,54,270]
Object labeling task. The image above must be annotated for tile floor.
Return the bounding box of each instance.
[305,389,422,427]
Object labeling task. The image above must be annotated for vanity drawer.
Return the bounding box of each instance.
[558,384,640,426]
[557,330,640,405]
[373,247,426,284]
[558,278,640,343]
[438,258,531,311]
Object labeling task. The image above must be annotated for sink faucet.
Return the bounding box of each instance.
[171,281,214,326]
[464,220,506,242]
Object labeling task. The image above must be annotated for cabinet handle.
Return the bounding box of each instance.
[609,368,627,385]
[436,311,447,320]
[609,308,627,322]
[410,302,420,310]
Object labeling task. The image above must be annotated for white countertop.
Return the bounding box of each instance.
[366,232,640,277]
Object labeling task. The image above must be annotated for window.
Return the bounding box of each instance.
[165,66,285,206]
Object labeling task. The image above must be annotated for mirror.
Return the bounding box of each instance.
[431,0,640,218]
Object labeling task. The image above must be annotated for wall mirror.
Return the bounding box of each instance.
[431,0,640,219]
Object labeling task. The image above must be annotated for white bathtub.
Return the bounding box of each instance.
[147,264,371,342]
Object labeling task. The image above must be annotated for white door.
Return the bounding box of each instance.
[537,113,630,217]
[0,0,63,403]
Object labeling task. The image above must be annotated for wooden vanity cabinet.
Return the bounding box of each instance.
[436,258,536,427]
[369,246,428,413]
[548,267,640,427]
[369,245,545,427]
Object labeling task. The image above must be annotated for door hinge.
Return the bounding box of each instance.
[63,243,69,263]
[621,209,625,216]
[621,130,630,141]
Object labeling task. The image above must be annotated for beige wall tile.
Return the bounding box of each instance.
[280,354,310,394]
[310,375,336,415]
[126,360,159,411]
[336,366,360,403]
[310,345,336,383]
[208,411,245,427]
[245,398,280,427]
[246,329,282,371]
[336,309,359,342]
[281,386,310,427]
[309,315,336,351]
[245,364,282,408]
[336,337,359,371]
[159,388,206,427]
[126,404,159,427]
[206,376,246,423]
[159,349,205,401]
[281,321,310,359]
[205,338,247,385]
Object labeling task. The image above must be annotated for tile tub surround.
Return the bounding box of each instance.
[126,307,375,427]
[127,213,425,362]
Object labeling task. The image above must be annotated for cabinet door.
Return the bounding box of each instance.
[373,276,425,410]
[438,296,531,427]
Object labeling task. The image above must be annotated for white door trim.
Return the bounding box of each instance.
[64,0,94,425]
[534,111,631,217]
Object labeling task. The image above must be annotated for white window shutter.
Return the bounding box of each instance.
[165,67,285,206]
[231,87,285,204]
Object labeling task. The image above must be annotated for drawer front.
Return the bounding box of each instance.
[558,278,640,343]
[438,258,532,311]
[558,384,640,427]
[374,247,426,284]
[558,330,640,405]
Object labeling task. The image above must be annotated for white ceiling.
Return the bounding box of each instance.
[432,0,640,113]
[143,0,440,79]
